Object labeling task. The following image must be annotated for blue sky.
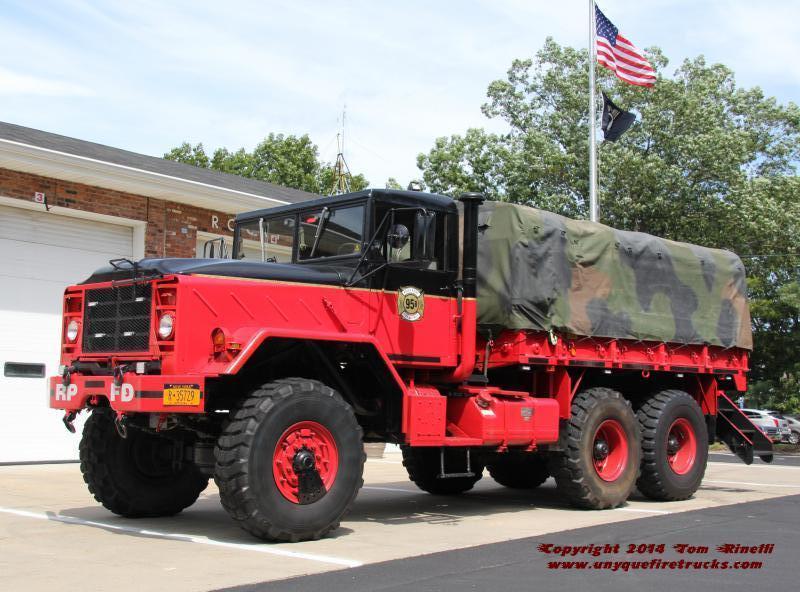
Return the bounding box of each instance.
[1,0,799,188]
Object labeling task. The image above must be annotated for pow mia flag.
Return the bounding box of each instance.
[601,92,636,141]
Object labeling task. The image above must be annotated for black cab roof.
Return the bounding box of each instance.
[235,188,457,222]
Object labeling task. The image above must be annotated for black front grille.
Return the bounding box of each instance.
[83,284,152,352]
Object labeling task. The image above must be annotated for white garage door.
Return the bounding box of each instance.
[0,204,134,462]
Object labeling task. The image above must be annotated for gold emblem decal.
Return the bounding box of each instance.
[397,286,424,322]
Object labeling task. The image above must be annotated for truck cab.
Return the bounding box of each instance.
[229,190,463,366]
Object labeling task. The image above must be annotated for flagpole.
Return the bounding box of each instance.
[588,0,599,222]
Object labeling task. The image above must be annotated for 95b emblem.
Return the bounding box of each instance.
[397,286,424,322]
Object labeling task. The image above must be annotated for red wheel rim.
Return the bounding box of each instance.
[273,421,339,504]
[666,417,697,475]
[592,419,629,482]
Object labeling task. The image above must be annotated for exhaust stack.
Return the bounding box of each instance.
[458,192,485,299]
[442,192,485,383]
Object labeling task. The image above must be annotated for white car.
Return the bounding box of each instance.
[766,412,800,445]
[740,409,785,442]
[787,416,800,445]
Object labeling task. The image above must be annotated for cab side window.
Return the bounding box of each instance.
[377,207,448,271]
[386,210,416,263]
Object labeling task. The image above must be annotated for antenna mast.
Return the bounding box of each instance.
[329,105,353,196]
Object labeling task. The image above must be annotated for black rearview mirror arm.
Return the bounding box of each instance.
[346,210,392,287]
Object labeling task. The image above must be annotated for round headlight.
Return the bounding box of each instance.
[66,319,79,343]
[158,313,175,339]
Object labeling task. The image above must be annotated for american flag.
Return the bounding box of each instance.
[595,5,655,87]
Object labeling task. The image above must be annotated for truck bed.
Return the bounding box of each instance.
[475,201,752,350]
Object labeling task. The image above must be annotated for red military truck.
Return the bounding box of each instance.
[50,189,772,542]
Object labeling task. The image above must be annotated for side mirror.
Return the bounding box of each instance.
[387,223,410,250]
[412,211,436,260]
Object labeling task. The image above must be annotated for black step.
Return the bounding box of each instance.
[715,391,773,465]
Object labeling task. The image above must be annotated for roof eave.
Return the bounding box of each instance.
[0,138,290,214]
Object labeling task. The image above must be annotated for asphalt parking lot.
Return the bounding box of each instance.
[250,493,800,592]
[1,451,799,591]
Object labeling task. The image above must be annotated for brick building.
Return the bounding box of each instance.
[0,121,316,462]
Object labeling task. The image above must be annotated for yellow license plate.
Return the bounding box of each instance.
[163,384,201,406]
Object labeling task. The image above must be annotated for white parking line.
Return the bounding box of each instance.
[703,479,800,489]
[708,461,800,470]
[0,507,362,567]
[614,507,672,515]
[711,452,800,461]
[363,485,417,494]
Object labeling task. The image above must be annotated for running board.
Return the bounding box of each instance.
[716,392,773,464]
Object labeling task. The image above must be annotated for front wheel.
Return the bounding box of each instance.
[789,430,800,445]
[636,389,708,501]
[79,408,208,517]
[548,387,640,509]
[214,378,364,542]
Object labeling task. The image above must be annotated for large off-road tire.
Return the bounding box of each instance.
[402,446,483,495]
[214,378,364,542]
[548,387,640,509]
[636,389,708,501]
[487,453,550,489]
[79,408,208,517]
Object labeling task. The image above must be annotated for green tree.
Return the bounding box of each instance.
[164,142,210,168]
[418,38,800,411]
[165,133,369,195]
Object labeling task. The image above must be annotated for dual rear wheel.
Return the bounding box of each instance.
[547,387,707,508]
[402,387,707,510]
[548,387,642,509]
[467,387,707,509]
[636,389,708,501]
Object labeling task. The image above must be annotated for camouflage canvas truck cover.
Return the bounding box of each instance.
[475,201,752,349]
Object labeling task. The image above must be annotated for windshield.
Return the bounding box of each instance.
[234,203,366,262]
[298,204,364,260]
[235,215,295,262]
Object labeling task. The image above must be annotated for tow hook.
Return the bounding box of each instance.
[113,365,125,388]
[62,410,78,433]
[115,413,129,439]
[62,365,74,387]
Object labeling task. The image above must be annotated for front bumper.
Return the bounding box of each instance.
[49,373,206,413]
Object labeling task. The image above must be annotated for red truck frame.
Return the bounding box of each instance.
[49,189,772,542]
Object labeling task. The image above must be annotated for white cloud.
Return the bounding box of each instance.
[0,67,93,97]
